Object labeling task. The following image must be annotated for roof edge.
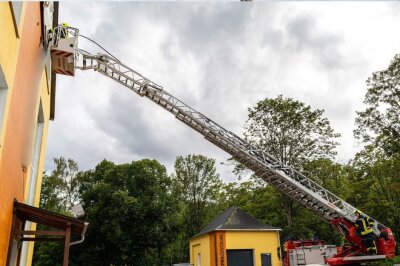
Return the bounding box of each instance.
[49,1,59,120]
[190,228,282,240]
[215,228,282,232]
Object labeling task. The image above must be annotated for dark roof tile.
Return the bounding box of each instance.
[192,206,280,239]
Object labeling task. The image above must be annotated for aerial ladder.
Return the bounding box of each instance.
[47,26,396,266]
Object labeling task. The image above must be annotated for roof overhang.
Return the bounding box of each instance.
[50,1,59,120]
[13,201,87,236]
[215,228,282,232]
[7,201,88,265]
[191,228,282,240]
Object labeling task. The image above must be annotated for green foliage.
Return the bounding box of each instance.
[33,157,79,266]
[70,159,180,266]
[354,54,400,156]
[39,157,79,212]
[350,150,400,247]
[171,154,224,262]
[221,180,287,228]
[33,242,65,266]
[303,159,352,200]
[237,95,341,232]
[39,171,65,213]
[34,158,181,266]
[244,95,340,169]
[353,54,400,251]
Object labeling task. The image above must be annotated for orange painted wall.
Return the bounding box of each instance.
[0,2,46,264]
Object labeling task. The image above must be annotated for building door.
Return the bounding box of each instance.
[192,244,201,266]
[227,249,253,266]
[261,253,272,266]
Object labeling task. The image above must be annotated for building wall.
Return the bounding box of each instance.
[22,69,52,265]
[0,2,53,264]
[190,234,211,266]
[190,231,282,266]
[0,2,25,155]
[225,231,282,266]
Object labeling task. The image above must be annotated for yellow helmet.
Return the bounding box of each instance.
[61,22,69,27]
[354,210,363,216]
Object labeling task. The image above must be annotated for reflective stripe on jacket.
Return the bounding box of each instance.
[355,216,374,236]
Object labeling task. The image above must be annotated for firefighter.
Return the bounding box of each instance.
[52,22,69,43]
[354,210,377,255]
[58,22,69,39]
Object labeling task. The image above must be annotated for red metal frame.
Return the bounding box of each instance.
[327,217,396,265]
[282,218,396,266]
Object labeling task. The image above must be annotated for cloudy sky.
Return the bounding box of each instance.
[45,1,400,182]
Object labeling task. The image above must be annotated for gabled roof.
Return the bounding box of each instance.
[192,206,280,239]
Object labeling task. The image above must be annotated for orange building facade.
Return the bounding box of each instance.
[0,2,58,265]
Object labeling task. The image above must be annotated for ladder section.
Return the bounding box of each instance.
[77,53,358,222]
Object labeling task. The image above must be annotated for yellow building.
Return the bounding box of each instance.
[190,206,282,266]
[0,2,58,265]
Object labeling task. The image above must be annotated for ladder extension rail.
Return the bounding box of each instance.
[77,53,362,223]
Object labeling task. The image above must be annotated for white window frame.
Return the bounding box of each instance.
[197,253,201,266]
[0,65,8,149]
[26,101,44,206]
[20,101,44,266]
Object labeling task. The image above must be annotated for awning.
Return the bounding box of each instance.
[7,200,88,266]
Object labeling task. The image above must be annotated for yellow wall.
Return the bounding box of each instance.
[190,230,282,266]
[0,2,25,160]
[226,231,282,266]
[190,234,211,266]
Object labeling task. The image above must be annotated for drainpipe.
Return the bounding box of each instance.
[70,222,89,246]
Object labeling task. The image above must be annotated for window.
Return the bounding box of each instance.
[26,101,44,206]
[9,2,23,37]
[197,253,201,266]
[19,102,44,266]
[0,65,8,147]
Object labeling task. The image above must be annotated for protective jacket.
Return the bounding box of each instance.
[355,215,374,236]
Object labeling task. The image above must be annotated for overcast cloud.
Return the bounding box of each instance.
[45,2,400,182]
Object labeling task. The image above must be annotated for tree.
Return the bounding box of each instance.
[221,179,286,229]
[303,159,352,200]
[39,157,80,212]
[354,54,400,156]
[245,95,340,168]
[353,54,400,249]
[70,159,180,266]
[240,95,340,228]
[302,159,354,245]
[39,171,65,213]
[172,154,224,262]
[350,147,400,245]
[33,158,80,266]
